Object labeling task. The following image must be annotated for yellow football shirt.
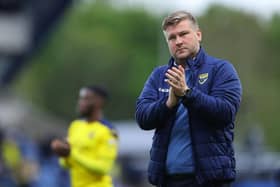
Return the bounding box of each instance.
[59,120,118,187]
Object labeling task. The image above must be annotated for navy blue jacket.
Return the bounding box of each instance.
[135,47,242,185]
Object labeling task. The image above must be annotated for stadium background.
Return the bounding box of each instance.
[0,0,280,186]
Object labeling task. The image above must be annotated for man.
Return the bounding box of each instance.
[135,11,242,187]
[51,86,118,187]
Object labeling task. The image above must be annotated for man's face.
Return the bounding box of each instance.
[164,19,202,63]
[77,88,95,118]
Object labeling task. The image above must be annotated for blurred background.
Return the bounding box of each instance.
[0,0,280,186]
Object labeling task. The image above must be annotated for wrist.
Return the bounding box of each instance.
[183,87,192,98]
[166,97,178,109]
[175,87,191,98]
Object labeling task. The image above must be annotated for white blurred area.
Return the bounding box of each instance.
[110,0,280,18]
[114,121,153,156]
[0,13,32,55]
[0,93,67,137]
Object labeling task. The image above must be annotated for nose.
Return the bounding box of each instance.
[175,36,183,46]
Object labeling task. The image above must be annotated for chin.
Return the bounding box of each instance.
[176,52,189,59]
[78,112,88,118]
[175,55,189,62]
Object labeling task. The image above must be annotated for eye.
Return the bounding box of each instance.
[179,31,189,37]
[168,35,176,41]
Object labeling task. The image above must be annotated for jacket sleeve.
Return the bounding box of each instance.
[59,157,73,169]
[183,61,242,126]
[135,68,177,130]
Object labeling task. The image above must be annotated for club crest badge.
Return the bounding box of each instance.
[198,73,208,85]
[88,132,95,139]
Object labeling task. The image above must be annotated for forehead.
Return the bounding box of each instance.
[79,88,93,97]
[165,19,193,33]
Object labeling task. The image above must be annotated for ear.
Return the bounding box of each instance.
[163,30,169,42]
[196,29,202,42]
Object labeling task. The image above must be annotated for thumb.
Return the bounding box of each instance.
[178,65,185,73]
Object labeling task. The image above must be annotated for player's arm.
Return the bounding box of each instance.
[51,138,73,168]
[59,157,74,169]
[51,121,78,169]
[51,139,70,157]
[71,133,118,175]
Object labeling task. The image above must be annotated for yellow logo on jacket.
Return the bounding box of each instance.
[198,73,208,85]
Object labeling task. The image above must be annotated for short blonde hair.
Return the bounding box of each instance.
[162,11,199,31]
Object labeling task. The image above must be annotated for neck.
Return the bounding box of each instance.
[175,60,187,68]
[87,109,103,122]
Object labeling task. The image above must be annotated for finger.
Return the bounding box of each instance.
[165,79,180,89]
[170,68,184,81]
[166,70,180,81]
[178,65,185,73]
[165,79,175,87]
[165,72,178,82]
[172,66,184,76]
[165,76,181,87]
[167,70,185,87]
[172,69,185,82]
[166,72,185,89]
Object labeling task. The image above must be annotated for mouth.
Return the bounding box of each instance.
[177,46,188,50]
[176,48,187,54]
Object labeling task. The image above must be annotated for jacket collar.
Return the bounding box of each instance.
[168,46,206,70]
